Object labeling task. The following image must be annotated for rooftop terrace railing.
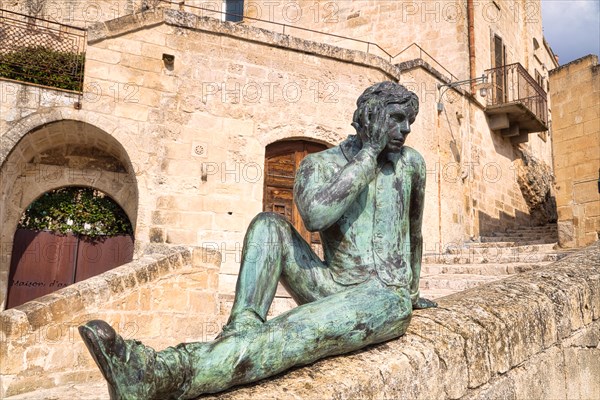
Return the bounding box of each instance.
[156,0,458,82]
[0,8,86,92]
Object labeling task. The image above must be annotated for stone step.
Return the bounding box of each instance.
[419,274,504,291]
[479,235,557,243]
[421,261,552,276]
[422,252,567,264]
[5,381,109,400]
[419,288,458,300]
[444,242,558,254]
[505,224,557,232]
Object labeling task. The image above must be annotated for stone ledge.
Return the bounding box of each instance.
[87,9,166,44]
[87,9,401,82]
[203,242,600,399]
[0,244,222,398]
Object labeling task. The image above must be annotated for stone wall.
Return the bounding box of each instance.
[550,55,600,248]
[204,242,600,400]
[0,238,598,399]
[0,245,222,398]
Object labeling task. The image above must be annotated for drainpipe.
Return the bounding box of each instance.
[467,0,476,93]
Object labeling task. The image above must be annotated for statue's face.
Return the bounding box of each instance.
[383,103,416,153]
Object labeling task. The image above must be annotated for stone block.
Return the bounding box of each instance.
[585,201,600,217]
[188,290,218,314]
[0,308,29,338]
[509,346,568,400]
[120,54,163,74]
[192,246,222,268]
[574,181,600,203]
[166,229,197,245]
[86,47,122,64]
[83,62,112,81]
[151,210,179,225]
[15,301,52,331]
[177,212,215,230]
[563,320,600,348]
[564,347,600,399]
[152,283,185,312]
[113,103,150,122]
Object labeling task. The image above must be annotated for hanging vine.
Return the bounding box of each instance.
[18,187,133,238]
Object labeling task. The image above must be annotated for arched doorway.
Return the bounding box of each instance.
[6,187,134,309]
[0,119,139,310]
[264,140,328,254]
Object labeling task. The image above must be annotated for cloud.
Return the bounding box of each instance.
[542,0,600,64]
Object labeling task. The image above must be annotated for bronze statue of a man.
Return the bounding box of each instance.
[79,81,437,399]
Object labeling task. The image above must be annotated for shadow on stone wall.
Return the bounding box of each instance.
[478,209,533,236]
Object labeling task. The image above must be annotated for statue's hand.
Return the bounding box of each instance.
[413,297,438,310]
[358,99,389,156]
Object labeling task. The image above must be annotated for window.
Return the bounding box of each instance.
[535,70,545,91]
[493,34,506,102]
[224,0,244,22]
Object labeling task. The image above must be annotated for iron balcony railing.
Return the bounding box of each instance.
[0,9,86,92]
[485,62,548,126]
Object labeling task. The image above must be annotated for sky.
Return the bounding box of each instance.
[542,0,600,65]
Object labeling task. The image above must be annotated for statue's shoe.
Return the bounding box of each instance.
[79,320,164,400]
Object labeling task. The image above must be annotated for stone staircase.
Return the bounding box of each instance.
[420,223,569,299]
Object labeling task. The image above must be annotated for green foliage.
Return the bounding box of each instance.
[0,45,84,91]
[19,187,133,238]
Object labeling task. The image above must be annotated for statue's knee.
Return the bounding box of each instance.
[250,212,290,229]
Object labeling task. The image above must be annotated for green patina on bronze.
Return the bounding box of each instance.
[79,81,437,399]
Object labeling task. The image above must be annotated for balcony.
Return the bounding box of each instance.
[0,9,86,92]
[484,63,548,142]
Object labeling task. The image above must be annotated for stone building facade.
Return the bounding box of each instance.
[549,55,600,248]
[0,1,558,307]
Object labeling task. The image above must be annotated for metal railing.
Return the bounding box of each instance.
[485,62,548,125]
[156,0,458,81]
[0,9,86,92]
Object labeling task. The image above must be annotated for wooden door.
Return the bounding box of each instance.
[6,229,134,309]
[264,140,327,255]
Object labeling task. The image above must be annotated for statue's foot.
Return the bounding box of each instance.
[79,320,167,400]
[413,297,438,309]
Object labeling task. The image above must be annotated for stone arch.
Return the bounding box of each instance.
[255,124,346,148]
[0,108,149,169]
[0,117,139,310]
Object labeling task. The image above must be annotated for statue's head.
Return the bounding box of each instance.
[351,82,419,153]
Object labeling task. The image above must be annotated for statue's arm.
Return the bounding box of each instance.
[409,152,426,306]
[294,149,377,232]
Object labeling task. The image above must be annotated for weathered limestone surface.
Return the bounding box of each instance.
[550,55,600,248]
[515,148,557,225]
[2,243,598,399]
[0,245,222,398]
[203,242,600,400]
